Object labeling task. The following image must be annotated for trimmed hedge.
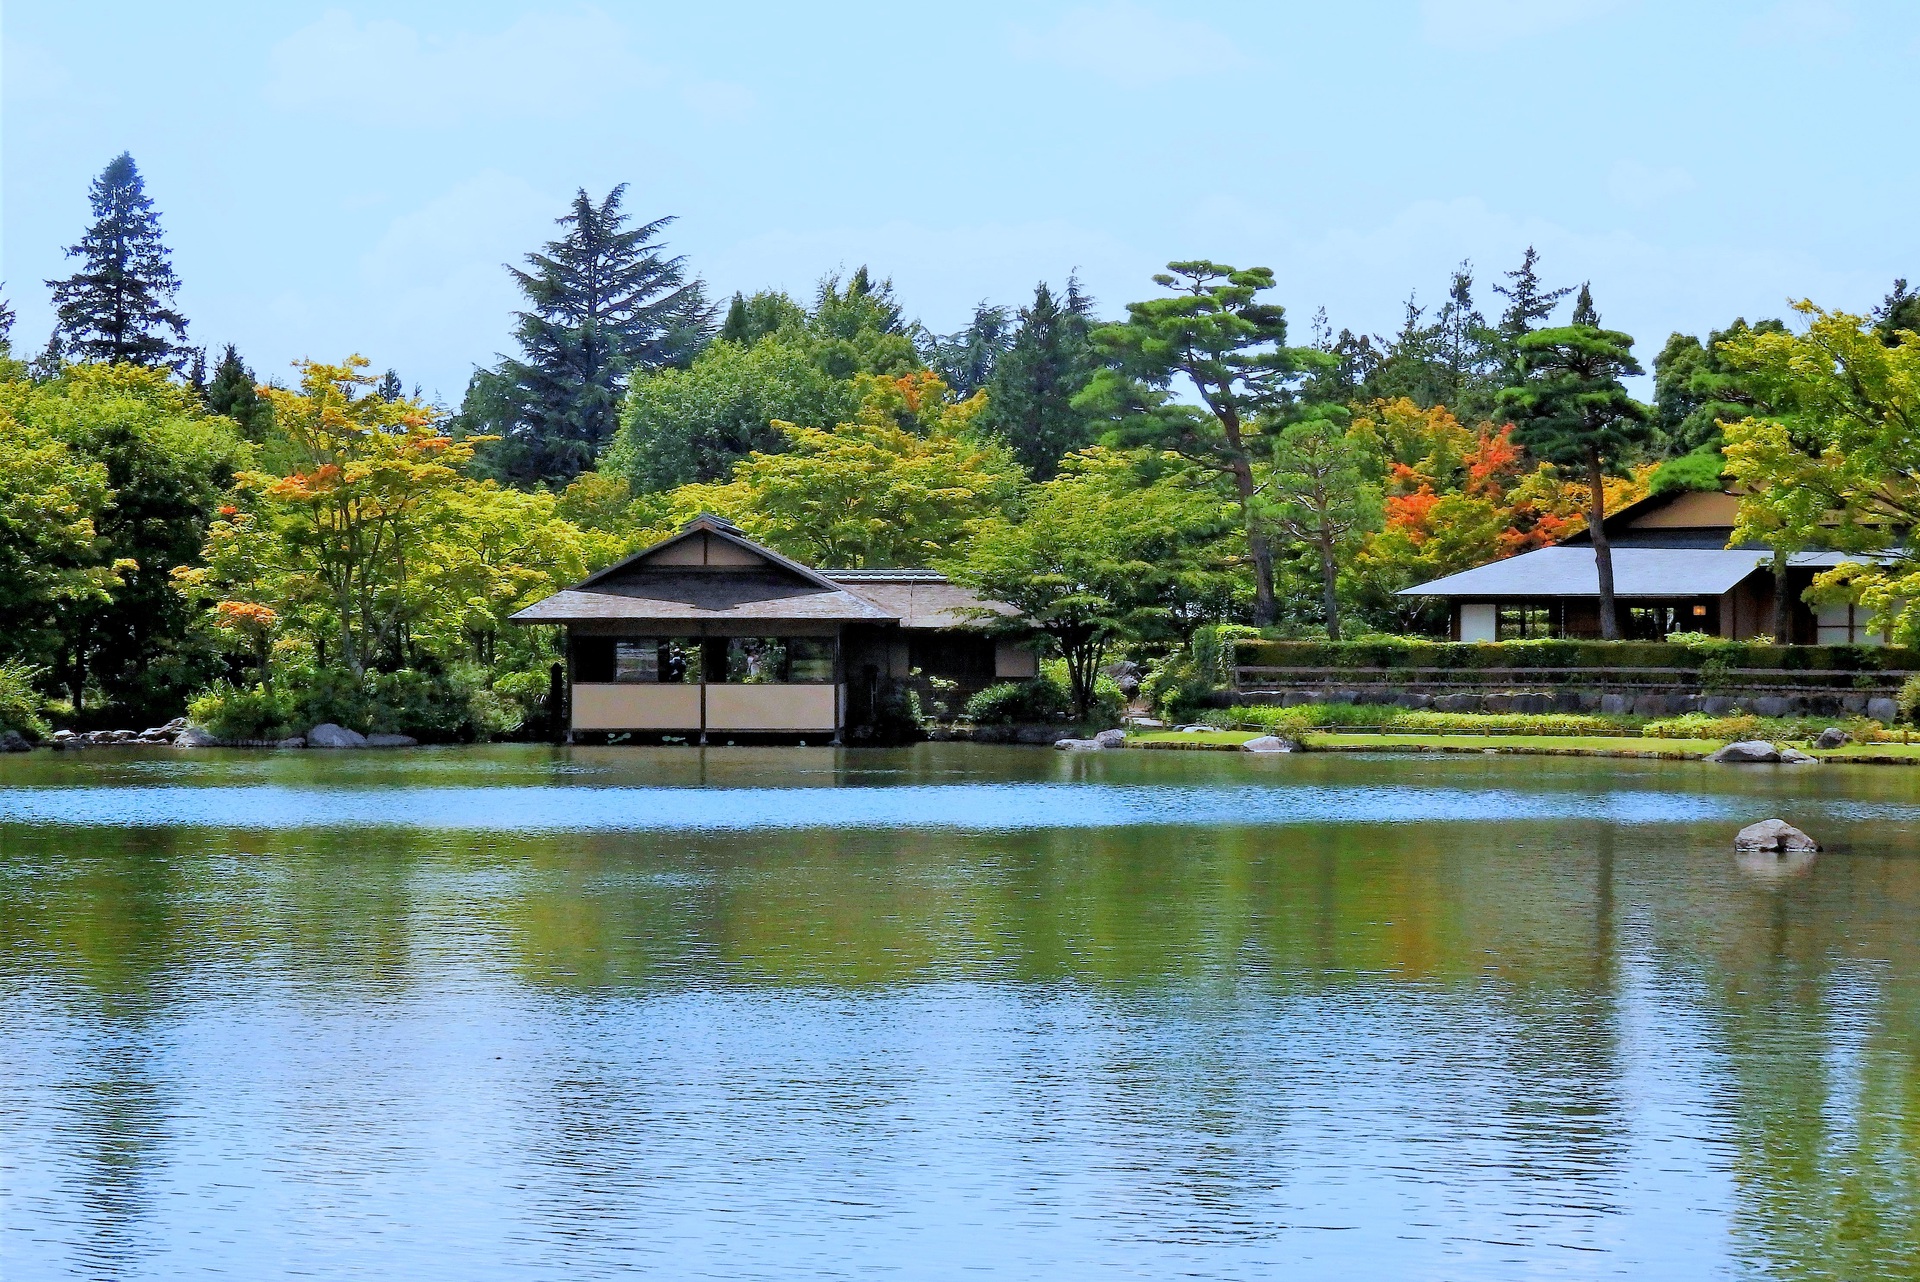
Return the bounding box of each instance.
[1232,638,1920,673]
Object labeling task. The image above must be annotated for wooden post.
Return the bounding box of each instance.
[548,662,566,745]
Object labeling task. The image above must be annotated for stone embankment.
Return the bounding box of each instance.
[29,719,419,751]
[1240,687,1902,723]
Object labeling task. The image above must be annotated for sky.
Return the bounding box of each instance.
[4,0,1918,405]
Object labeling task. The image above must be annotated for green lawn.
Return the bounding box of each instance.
[1133,729,1719,757]
[1817,741,1920,763]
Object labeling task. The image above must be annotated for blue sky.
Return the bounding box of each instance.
[4,0,1916,403]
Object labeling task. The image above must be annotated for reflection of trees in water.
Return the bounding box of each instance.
[8,773,1920,1273]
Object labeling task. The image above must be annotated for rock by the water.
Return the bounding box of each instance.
[1734,819,1821,853]
[1814,727,1851,749]
[1242,735,1300,753]
[307,723,368,749]
[1867,696,1901,724]
[1710,740,1781,764]
[173,726,221,748]
[275,736,307,749]
[365,733,418,748]
[1778,746,1820,765]
[0,729,32,753]
[1177,724,1212,734]
[1053,738,1103,751]
[1092,729,1127,749]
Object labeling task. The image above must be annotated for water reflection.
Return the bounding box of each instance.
[1,746,1916,1279]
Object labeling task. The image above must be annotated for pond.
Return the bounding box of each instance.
[2,745,1917,1280]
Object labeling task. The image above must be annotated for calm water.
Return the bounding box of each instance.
[2,746,1917,1281]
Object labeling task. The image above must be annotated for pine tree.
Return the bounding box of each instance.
[921,302,1014,396]
[981,279,1102,479]
[482,185,714,485]
[1491,246,1573,379]
[0,290,15,355]
[47,153,190,368]
[1874,278,1920,345]
[1496,284,1651,640]
[204,344,273,440]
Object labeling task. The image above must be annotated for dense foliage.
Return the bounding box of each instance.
[3,153,1914,739]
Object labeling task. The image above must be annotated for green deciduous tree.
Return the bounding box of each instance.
[951,449,1236,720]
[980,279,1103,480]
[48,154,190,369]
[1259,413,1384,640]
[1078,261,1326,625]
[1495,285,1651,640]
[473,186,713,486]
[1651,318,1784,456]
[1721,303,1920,645]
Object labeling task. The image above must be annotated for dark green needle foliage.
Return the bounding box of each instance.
[1495,284,1652,639]
[980,279,1103,479]
[47,153,191,369]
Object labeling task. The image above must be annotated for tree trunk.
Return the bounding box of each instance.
[1319,535,1342,641]
[1587,449,1621,641]
[1771,551,1792,644]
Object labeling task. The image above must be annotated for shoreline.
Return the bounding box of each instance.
[1130,729,1920,765]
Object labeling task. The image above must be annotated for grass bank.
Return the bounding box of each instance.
[1129,728,1919,763]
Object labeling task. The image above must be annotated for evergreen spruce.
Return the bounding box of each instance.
[47,153,190,368]
[922,301,1014,395]
[1491,245,1573,379]
[204,344,273,441]
[1874,278,1920,344]
[482,185,714,485]
[0,290,15,354]
[981,279,1102,479]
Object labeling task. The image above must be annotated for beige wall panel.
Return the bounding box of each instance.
[994,643,1038,678]
[572,683,703,730]
[706,684,840,731]
[644,536,710,566]
[703,540,766,567]
[1629,490,1740,529]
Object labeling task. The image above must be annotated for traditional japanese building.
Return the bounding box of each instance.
[1400,488,1883,644]
[511,514,1036,741]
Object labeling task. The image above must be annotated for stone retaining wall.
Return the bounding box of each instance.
[1233,687,1904,722]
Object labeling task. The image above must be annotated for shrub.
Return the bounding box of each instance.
[187,681,298,741]
[1230,638,1920,674]
[1899,674,1920,725]
[0,661,51,739]
[1642,713,1763,741]
[1143,624,1258,720]
[965,675,1073,725]
[1224,703,1623,738]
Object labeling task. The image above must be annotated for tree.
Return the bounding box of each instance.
[979,279,1103,479]
[920,301,1013,395]
[217,358,481,676]
[0,290,14,355]
[1721,303,1920,645]
[1,364,243,719]
[1873,279,1920,345]
[475,186,713,486]
[204,344,274,441]
[1260,413,1383,640]
[1491,246,1573,381]
[808,267,921,379]
[0,401,117,674]
[1078,261,1326,625]
[719,290,807,345]
[606,334,862,492]
[662,374,1021,568]
[1650,318,1785,456]
[951,450,1236,720]
[47,154,190,369]
[1495,285,1651,640]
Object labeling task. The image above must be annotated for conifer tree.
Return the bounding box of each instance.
[982,279,1102,479]
[1491,246,1573,380]
[0,290,14,354]
[480,185,713,485]
[204,344,273,441]
[1874,279,1920,345]
[922,302,1014,396]
[47,153,190,368]
[1496,284,1651,640]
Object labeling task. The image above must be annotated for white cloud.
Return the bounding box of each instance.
[1742,0,1855,46]
[1606,159,1696,210]
[265,8,658,126]
[1010,2,1246,84]
[1418,0,1633,50]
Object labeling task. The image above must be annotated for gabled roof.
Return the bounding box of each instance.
[826,571,1014,629]
[511,515,896,625]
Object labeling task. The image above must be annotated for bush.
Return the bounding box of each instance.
[1142,624,1258,721]
[1225,703,1623,738]
[1901,674,1920,725]
[1230,638,1920,675]
[1642,713,1763,741]
[187,681,298,741]
[187,663,525,744]
[965,675,1073,724]
[0,661,51,739]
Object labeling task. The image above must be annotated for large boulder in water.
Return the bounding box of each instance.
[1242,735,1300,753]
[1734,819,1821,853]
[307,723,368,749]
[1092,729,1128,749]
[1053,738,1103,751]
[0,729,32,753]
[1710,740,1781,764]
[365,733,418,748]
[172,726,221,748]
